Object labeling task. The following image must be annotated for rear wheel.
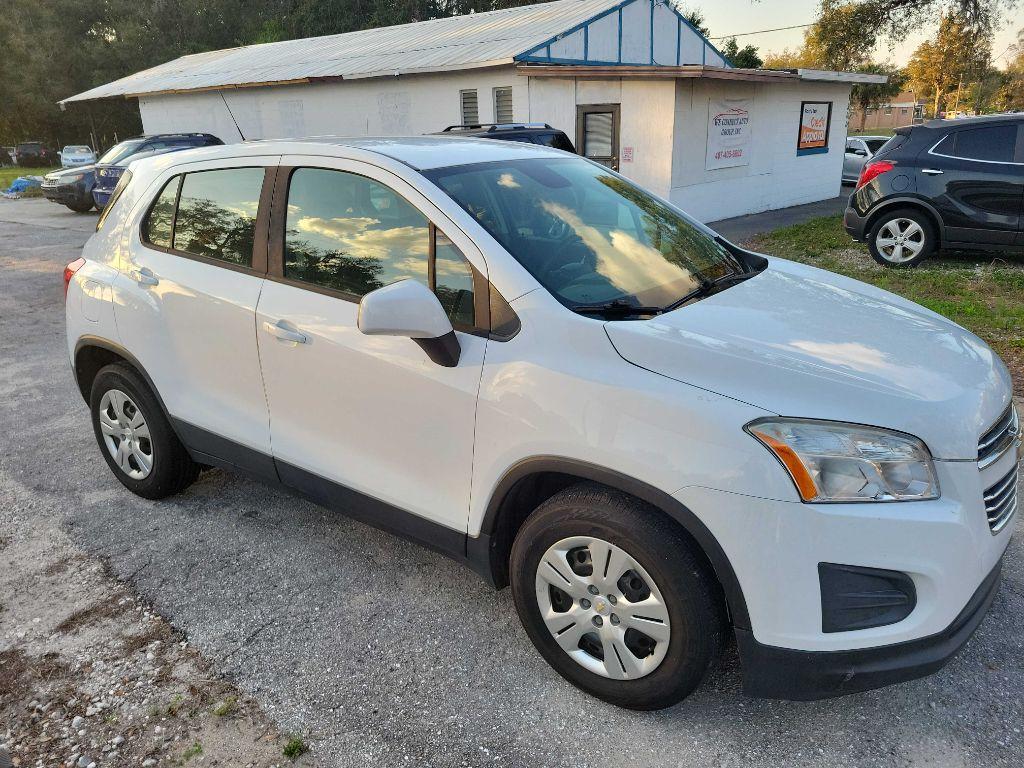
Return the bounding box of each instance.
[90,363,199,499]
[868,208,935,267]
[510,483,726,710]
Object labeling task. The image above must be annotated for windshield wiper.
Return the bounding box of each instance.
[571,299,664,317]
[661,269,757,313]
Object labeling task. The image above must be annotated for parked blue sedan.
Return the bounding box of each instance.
[92,133,223,210]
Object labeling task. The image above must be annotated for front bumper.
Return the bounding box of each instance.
[92,188,113,208]
[42,183,91,207]
[675,448,1015,699]
[736,555,1003,699]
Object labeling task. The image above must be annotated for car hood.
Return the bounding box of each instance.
[47,166,94,181]
[604,258,1012,459]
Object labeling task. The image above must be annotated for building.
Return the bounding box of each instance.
[62,0,883,222]
[850,90,925,132]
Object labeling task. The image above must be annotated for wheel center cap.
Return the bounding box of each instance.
[592,598,611,616]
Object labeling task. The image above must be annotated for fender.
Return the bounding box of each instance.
[863,195,944,242]
[477,456,752,630]
[74,335,174,420]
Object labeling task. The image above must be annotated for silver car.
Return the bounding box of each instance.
[843,136,890,183]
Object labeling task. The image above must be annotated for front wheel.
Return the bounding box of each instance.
[66,200,94,213]
[510,483,726,710]
[867,208,936,267]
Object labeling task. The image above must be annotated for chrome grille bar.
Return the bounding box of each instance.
[984,464,1018,534]
[978,404,1019,470]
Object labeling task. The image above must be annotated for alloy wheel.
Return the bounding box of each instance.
[875,217,925,263]
[98,389,153,480]
[535,536,671,680]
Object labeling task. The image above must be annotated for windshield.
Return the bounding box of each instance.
[64,145,91,153]
[97,139,144,165]
[426,158,743,309]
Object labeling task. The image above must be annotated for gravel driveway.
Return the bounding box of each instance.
[2,197,1022,767]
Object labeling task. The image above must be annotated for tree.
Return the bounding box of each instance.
[906,13,991,117]
[675,6,710,38]
[996,29,1024,111]
[720,37,763,69]
[850,64,907,130]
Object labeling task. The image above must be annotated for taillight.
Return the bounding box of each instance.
[64,257,86,299]
[856,160,895,190]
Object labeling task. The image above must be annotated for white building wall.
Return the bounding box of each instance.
[668,79,851,222]
[139,68,527,142]
[139,67,852,222]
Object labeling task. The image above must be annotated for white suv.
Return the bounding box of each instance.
[65,137,1017,710]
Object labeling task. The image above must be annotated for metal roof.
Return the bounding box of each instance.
[61,0,622,103]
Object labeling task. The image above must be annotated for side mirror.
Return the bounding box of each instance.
[357,279,461,367]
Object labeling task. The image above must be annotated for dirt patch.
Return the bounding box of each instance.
[0,473,314,768]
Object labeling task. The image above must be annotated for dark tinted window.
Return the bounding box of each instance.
[536,132,576,152]
[951,125,1016,162]
[142,176,179,248]
[865,139,888,153]
[173,168,264,266]
[285,168,429,296]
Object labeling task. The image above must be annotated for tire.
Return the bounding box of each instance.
[510,483,726,710]
[867,207,936,268]
[66,200,94,213]
[89,363,199,499]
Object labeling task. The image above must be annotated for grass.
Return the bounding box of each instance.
[0,166,58,189]
[282,736,307,760]
[212,697,236,717]
[750,215,1024,395]
[180,741,203,763]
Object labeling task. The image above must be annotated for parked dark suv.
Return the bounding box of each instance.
[844,114,1024,267]
[433,123,576,152]
[92,133,223,210]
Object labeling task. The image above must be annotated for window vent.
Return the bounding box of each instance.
[493,87,513,124]
[460,89,479,125]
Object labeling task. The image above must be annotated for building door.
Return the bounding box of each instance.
[576,104,620,171]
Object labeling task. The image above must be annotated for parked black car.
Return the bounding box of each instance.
[844,114,1024,267]
[15,141,55,166]
[41,166,97,212]
[434,122,576,152]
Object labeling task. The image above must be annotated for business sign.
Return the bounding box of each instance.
[797,101,832,155]
[706,98,752,170]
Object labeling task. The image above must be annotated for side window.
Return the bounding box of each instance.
[285,167,475,325]
[173,167,264,266]
[285,167,429,296]
[433,231,475,326]
[951,126,1016,162]
[141,176,180,248]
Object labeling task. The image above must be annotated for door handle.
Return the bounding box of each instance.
[921,168,944,175]
[263,320,308,344]
[130,267,159,286]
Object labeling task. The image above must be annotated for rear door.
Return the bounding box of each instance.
[917,123,1024,245]
[576,104,620,170]
[113,156,278,471]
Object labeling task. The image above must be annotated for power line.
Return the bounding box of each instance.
[709,23,813,40]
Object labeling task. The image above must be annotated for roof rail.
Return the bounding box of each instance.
[441,123,554,132]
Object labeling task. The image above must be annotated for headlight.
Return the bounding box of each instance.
[746,419,939,503]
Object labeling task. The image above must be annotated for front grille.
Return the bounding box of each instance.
[984,464,1018,533]
[978,404,1019,469]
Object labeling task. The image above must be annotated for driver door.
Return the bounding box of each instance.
[255,157,488,534]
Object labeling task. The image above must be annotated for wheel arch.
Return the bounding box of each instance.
[74,337,175,427]
[475,457,751,630]
[864,197,943,247]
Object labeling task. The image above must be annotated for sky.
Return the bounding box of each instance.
[697,1,1024,68]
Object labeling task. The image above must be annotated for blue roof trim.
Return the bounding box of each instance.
[514,0,732,67]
